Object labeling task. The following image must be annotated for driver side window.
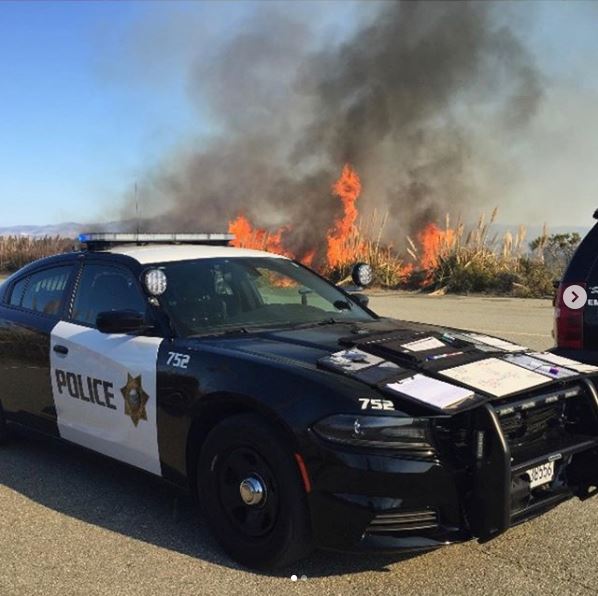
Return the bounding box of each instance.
[72,264,147,327]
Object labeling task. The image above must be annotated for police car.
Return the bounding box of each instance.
[1,233,598,570]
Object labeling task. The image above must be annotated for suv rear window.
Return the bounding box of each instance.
[14,266,72,316]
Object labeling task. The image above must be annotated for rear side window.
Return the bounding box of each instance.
[18,266,72,315]
[9,278,28,306]
[72,264,146,327]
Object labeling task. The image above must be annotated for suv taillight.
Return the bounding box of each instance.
[555,282,585,350]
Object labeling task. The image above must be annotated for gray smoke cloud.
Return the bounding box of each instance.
[124,1,543,261]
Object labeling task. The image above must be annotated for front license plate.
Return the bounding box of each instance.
[525,461,555,489]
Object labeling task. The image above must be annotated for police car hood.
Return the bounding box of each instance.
[205,318,433,366]
[200,318,594,407]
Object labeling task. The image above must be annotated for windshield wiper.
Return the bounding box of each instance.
[190,326,251,338]
[192,318,349,337]
[283,318,344,331]
[317,317,340,325]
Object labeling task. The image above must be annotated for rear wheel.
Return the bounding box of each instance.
[197,413,313,569]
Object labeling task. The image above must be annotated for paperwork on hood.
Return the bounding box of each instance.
[440,357,549,397]
[319,331,598,412]
[386,375,475,410]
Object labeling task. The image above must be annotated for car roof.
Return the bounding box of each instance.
[104,243,288,265]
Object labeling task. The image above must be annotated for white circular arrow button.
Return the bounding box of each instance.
[563,285,587,310]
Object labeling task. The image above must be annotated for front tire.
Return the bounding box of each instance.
[197,413,313,569]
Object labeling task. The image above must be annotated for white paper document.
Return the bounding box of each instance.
[504,354,578,379]
[387,374,475,410]
[401,337,446,352]
[465,333,527,353]
[440,357,548,397]
[529,352,598,374]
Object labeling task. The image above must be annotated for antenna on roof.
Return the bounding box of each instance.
[134,182,140,237]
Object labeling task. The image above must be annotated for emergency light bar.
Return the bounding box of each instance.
[78,232,235,250]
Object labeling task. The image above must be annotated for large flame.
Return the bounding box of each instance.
[226,163,453,286]
[326,164,362,269]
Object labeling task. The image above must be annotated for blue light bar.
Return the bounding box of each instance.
[78,232,235,248]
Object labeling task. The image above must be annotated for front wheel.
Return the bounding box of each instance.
[197,413,313,569]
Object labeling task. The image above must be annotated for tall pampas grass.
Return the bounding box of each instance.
[0,236,73,273]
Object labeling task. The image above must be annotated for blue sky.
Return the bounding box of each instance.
[0,1,597,228]
[0,2,207,226]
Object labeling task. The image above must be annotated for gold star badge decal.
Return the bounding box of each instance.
[120,374,149,427]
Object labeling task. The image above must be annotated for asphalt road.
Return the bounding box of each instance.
[3,293,598,596]
[368,291,554,351]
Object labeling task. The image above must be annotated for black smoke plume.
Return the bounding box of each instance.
[124,1,543,260]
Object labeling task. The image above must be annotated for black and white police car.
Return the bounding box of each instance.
[1,232,598,569]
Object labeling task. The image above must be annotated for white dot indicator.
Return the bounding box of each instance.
[291,575,298,582]
[563,285,587,310]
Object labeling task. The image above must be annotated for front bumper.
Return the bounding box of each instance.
[307,449,468,552]
[304,378,598,553]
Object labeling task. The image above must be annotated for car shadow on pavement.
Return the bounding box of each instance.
[0,429,426,578]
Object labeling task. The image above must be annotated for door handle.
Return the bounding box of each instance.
[53,345,69,355]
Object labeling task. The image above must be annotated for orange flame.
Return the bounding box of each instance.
[418,223,455,271]
[400,263,415,279]
[300,249,316,268]
[326,164,362,269]
[228,215,291,256]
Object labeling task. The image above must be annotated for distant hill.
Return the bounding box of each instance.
[0,221,134,238]
[0,222,84,238]
[0,220,592,249]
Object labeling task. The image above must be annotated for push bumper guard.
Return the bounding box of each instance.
[467,378,598,540]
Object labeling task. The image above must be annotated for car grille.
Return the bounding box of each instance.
[498,402,565,451]
[366,510,439,534]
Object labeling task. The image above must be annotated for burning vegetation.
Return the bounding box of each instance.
[228,164,413,285]
[226,163,560,298]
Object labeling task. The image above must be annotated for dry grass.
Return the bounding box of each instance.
[408,211,554,297]
[325,208,558,296]
[0,236,74,273]
[323,210,412,287]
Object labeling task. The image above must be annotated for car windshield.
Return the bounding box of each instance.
[155,257,375,337]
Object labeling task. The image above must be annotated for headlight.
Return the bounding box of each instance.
[312,415,433,452]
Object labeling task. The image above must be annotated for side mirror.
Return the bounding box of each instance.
[350,293,369,308]
[96,310,149,334]
[351,263,373,288]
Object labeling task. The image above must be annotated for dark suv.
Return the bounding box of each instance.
[554,209,598,362]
